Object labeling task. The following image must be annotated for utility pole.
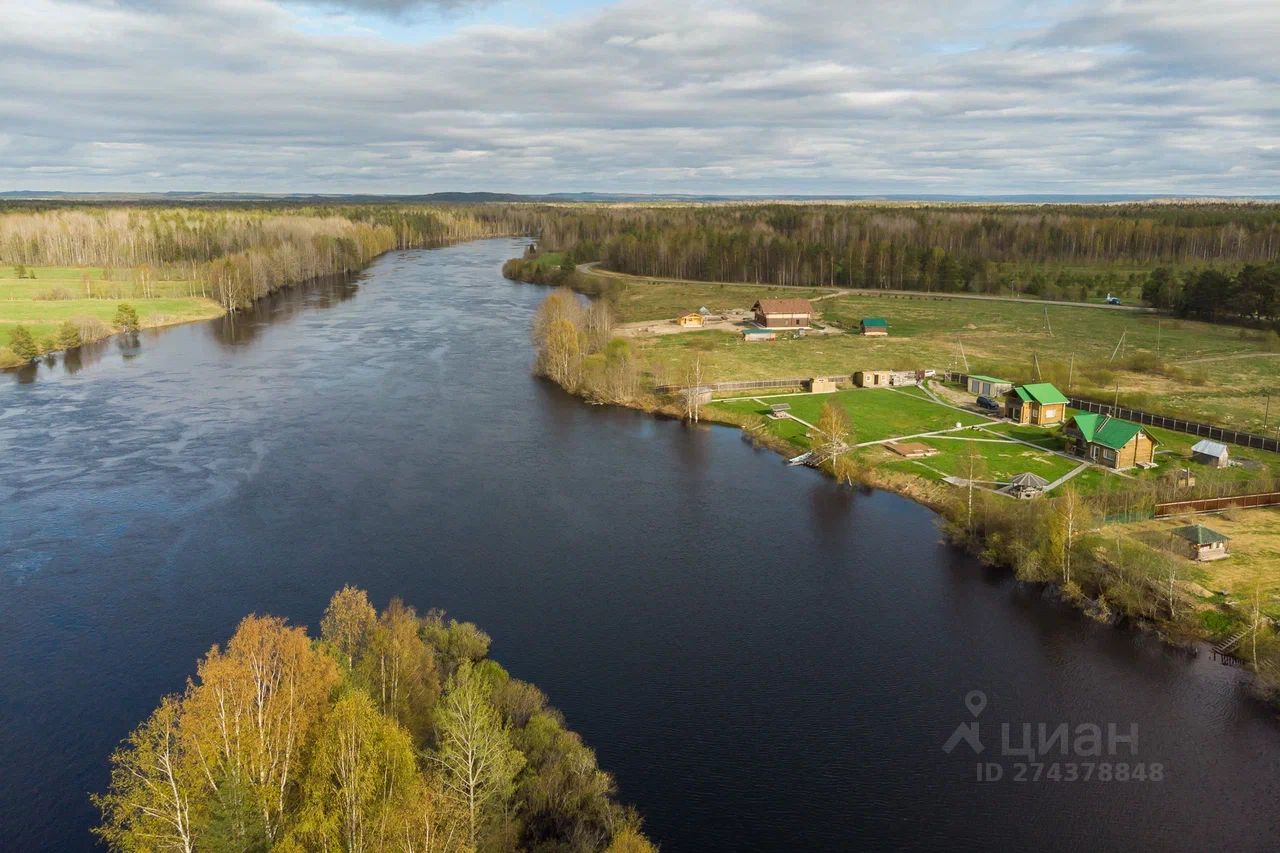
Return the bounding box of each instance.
[1033,352,1042,381]
[1067,353,1075,392]
[1265,392,1271,432]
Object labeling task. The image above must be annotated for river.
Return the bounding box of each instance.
[2,238,1278,851]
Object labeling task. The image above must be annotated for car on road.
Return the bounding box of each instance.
[1106,293,1123,305]
[976,395,1000,411]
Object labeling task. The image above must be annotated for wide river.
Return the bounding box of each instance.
[2,239,1279,851]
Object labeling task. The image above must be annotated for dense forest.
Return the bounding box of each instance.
[0,205,518,311]
[94,588,652,853]
[500,203,1280,324]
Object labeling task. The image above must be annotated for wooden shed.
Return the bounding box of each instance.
[860,317,889,336]
[1064,414,1157,469]
[752,298,812,328]
[1191,439,1230,468]
[806,377,838,393]
[676,312,705,328]
[1172,524,1230,561]
[1003,383,1068,426]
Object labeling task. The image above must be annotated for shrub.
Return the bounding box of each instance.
[113,302,140,333]
[33,287,74,301]
[8,325,38,361]
[57,321,82,350]
[74,315,110,343]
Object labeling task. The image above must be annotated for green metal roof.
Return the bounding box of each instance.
[1172,524,1230,545]
[861,317,888,326]
[1009,383,1069,405]
[969,374,1008,384]
[1070,413,1152,451]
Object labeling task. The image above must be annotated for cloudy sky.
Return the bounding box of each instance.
[1,0,1277,195]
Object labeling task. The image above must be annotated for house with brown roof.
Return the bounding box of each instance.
[752,298,812,328]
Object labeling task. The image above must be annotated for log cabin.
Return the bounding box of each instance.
[1003,383,1068,426]
[1063,413,1158,469]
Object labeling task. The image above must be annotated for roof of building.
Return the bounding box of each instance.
[969,374,1008,384]
[753,298,812,314]
[678,312,702,319]
[1008,383,1069,405]
[1008,472,1050,488]
[1172,524,1231,545]
[1070,413,1153,451]
[861,316,889,327]
[1191,439,1229,458]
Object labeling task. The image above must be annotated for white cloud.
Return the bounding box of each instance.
[0,0,1277,194]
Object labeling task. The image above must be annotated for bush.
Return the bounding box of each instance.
[8,325,38,361]
[74,315,110,343]
[113,302,140,333]
[57,321,82,350]
[33,287,73,300]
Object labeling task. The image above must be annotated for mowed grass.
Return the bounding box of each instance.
[710,387,991,445]
[878,435,1082,485]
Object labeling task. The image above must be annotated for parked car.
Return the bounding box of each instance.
[1105,293,1122,305]
[976,395,1000,411]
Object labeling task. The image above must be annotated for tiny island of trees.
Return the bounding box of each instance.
[94,587,654,853]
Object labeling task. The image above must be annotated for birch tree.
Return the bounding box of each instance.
[322,585,378,670]
[431,663,524,848]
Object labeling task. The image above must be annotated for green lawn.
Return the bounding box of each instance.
[610,282,835,324]
[710,387,991,445]
[880,435,1082,485]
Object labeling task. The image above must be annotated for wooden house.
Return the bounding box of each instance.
[1172,525,1230,561]
[1003,383,1068,425]
[752,298,812,328]
[1191,439,1230,468]
[966,374,1013,398]
[860,317,889,336]
[676,312,705,328]
[1064,413,1157,469]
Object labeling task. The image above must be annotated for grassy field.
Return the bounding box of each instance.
[1,265,222,365]
[607,281,835,324]
[594,263,1280,432]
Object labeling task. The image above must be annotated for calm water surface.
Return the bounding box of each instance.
[2,239,1279,851]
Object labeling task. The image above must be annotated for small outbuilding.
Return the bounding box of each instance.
[676,312,705,328]
[752,298,812,328]
[854,369,920,388]
[1064,413,1158,469]
[767,403,792,420]
[1172,524,1231,561]
[1001,472,1050,499]
[1003,383,1068,426]
[860,317,889,336]
[806,377,838,393]
[1191,439,1230,468]
[966,374,1013,398]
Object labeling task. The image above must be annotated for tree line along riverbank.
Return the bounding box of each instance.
[0,204,523,368]
[521,270,1280,711]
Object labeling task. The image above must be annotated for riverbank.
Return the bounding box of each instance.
[515,260,1280,709]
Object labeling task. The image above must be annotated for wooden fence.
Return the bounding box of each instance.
[1155,491,1280,518]
[946,372,1280,454]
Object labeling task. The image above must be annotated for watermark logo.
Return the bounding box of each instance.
[943,690,1165,783]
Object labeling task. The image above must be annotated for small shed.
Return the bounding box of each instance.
[860,317,889,336]
[676,312,705,328]
[1191,439,1230,468]
[807,377,837,393]
[854,369,920,388]
[742,328,777,342]
[966,374,1013,398]
[1172,525,1230,561]
[1001,472,1050,499]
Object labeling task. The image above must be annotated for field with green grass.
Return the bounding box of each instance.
[1,264,222,366]
[596,263,1280,432]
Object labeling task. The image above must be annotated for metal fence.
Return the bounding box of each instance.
[946,372,1280,453]
[1155,491,1280,517]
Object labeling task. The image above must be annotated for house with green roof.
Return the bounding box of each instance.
[1002,383,1069,426]
[1064,413,1158,469]
[860,317,888,336]
[1171,524,1230,561]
